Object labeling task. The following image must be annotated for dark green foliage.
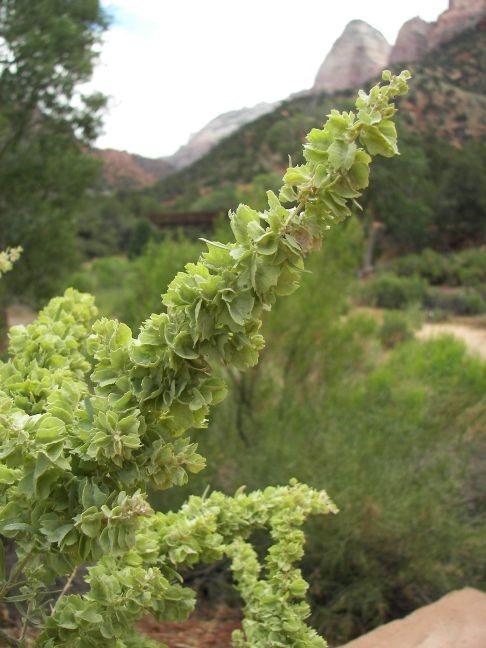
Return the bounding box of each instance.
[424,286,486,316]
[359,274,426,309]
[359,267,486,315]
[0,0,107,306]
[433,141,486,250]
[379,311,415,348]
[362,126,435,252]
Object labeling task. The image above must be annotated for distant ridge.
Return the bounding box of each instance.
[169,102,279,170]
[96,0,485,190]
[93,149,174,190]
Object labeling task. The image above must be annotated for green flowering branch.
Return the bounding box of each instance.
[0,247,22,279]
[43,482,337,647]
[0,70,410,646]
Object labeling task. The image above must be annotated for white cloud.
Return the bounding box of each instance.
[92,0,448,158]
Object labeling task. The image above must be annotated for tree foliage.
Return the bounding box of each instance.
[0,0,107,305]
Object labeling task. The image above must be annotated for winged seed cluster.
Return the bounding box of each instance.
[0,70,410,647]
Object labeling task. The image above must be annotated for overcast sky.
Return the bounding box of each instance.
[92,0,449,158]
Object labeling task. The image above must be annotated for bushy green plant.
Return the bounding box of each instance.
[388,248,451,284]
[359,273,426,309]
[389,247,486,287]
[424,286,486,316]
[175,326,486,644]
[0,71,411,647]
[379,311,415,348]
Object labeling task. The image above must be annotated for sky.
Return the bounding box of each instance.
[92,0,449,159]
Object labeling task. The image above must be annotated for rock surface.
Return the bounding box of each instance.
[312,20,390,93]
[428,0,486,50]
[170,102,278,169]
[389,17,432,64]
[341,588,486,648]
[94,149,174,190]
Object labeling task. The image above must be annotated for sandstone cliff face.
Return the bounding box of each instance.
[94,149,174,190]
[312,20,390,93]
[170,102,278,169]
[389,17,432,64]
[428,0,486,50]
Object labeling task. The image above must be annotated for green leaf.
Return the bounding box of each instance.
[36,416,66,442]
[1,522,33,532]
[229,204,261,243]
[253,263,280,296]
[0,464,20,485]
[360,121,398,157]
[227,292,255,326]
[283,166,310,186]
[349,150,371,188]
[255,232,279,256]
[327,140,357,170]
[173,331,199,359]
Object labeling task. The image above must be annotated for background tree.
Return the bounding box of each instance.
[361,126,435,258]
[0,0,107,317]
[430,140,486,250]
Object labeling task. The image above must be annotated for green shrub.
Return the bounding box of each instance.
[168,330,486,644]
[389,248,450,284]
[456,248,486,287]
[379,311,414,348]
[424,287,486,315]
[388,247,486,287]
[360,273,426,309]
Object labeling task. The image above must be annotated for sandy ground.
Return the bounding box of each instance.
[138,606,241,648]
[340,588,486,648]
[418,322,486,360]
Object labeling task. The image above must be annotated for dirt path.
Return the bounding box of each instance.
[354,307,486,360]
[418,322,486,360]
[138,606,241,648]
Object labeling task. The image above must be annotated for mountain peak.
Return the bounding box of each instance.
[429,0,486,50]
[312,20,390,94]
[170,102,279,169]
[389,17,432,64]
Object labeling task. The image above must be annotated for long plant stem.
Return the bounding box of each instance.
[19,599,33,643]
[53,566,78,613]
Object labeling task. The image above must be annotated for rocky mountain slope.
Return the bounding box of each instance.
[428,0,486,50]
[389,18,432,65]
[169,102,279,170]
[93,149,174,190]
[97,0,485,190]
[312,0,485,93]
[145,23,485,209]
